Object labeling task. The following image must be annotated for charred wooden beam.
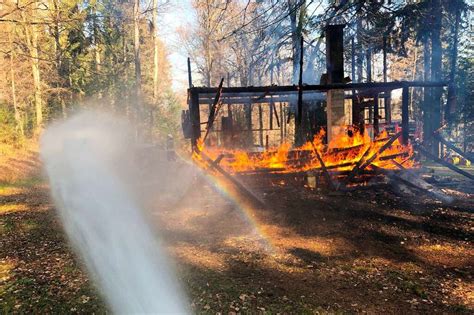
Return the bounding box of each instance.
[310,141,335,189]
[416,144,474,181]
[326,25,345,84]
[378,152,409,161]
[344,132,402,184]
[189,89,200,151]
[233,160,359,176]
[197,95,321,105]
[187,57,192,88]
[345,92,390,99]
[433,134,474,163]
[373,93,379,136]
[343,145,372,185]
[402,86,409,145]
[209,154,224,169]
[327,143,364,154]
[270,98,274,130]
[190,81,447,95]
[200,152,265,207]
[203,78,225,143]
[199,91,325,99]
[372,165,453,203]
[359,132,403,172]
[273,102,280,127]
[391,159,406,170]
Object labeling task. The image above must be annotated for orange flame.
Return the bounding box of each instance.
[193,129,415,174]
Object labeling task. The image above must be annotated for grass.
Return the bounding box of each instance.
[385,269,427,299]
[0,176,43,191]
[0,204,29,215]
[0,216,15,234]
[0,260,14,283]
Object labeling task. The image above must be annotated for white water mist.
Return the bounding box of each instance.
[41,111,188,314]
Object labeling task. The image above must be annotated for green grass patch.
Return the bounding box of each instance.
[0,176,44,191]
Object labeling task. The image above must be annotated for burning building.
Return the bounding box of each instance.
[182,25,452,191]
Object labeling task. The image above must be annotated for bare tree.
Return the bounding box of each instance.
[20,1,43,128]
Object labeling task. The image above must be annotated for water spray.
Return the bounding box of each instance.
[41,111,188,314]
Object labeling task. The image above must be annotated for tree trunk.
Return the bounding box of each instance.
[422,37,431,144]
[133,0,142,125]
[9,31,23,136]
[21,5,43,128]
[152,0,159,102]
[288,0,304,84]
[205,0,213,86]
[449,5,460,84]
[410,45,418,118]
[356,18,364,83]
[52,0,67,117]
[446,4,460,122]
[430,0,443,157]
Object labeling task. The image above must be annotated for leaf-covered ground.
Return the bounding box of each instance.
[1,160,473,314]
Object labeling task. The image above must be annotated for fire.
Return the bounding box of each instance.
[193,129,415,174]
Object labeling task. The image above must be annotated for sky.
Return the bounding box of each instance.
[158,0,329,92]
[158,0,195,92]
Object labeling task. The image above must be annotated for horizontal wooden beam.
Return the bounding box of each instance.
[199,91,325,99]
[198,94,325,105]
[190,81,448,95]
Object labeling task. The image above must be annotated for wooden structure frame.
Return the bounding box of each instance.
[186,80,448,151]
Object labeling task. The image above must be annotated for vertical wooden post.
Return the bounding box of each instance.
[189,89,201,151]
[295,35,304,145]
[351,37,359,128]
[226,73,232,124]
[270,100,274,130]
[246,102,252,146]
[373,93,379,136]
[270,62,274,130]
[366,48,373,125]
[258,104,263,146]
[402,86,409,145]
[385,92,392,124]
[383,37,391,124]
[368,102,373,125]
[280,103,284,143]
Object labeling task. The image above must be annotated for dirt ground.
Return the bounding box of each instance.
[0,155,473,314]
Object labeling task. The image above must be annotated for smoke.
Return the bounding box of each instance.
[40,111,188,314]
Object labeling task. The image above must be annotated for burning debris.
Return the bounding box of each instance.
[194,129,414,175]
